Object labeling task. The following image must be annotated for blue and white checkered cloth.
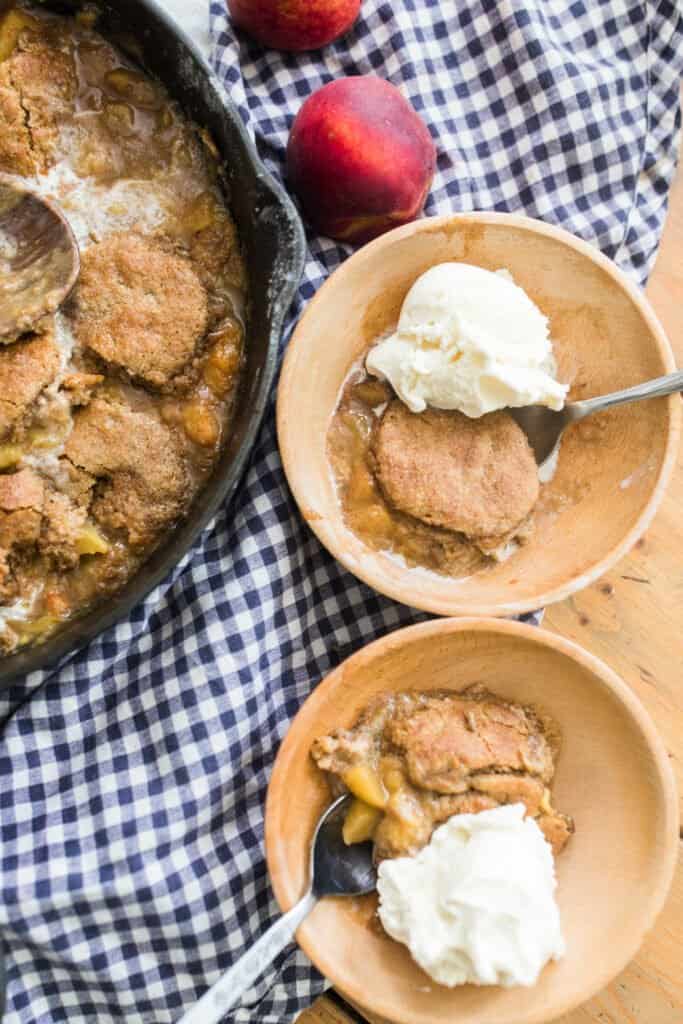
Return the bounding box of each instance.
[1,1,682,1020]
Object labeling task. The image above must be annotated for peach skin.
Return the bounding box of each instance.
[227,0,360,52]
[286,76,436,244]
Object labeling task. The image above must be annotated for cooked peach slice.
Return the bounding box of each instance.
[0,10,39,62]
[343,763,387,809]
[75,524,109,556]
[342,798,382,846]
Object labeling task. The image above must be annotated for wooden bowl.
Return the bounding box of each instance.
[277,213,680,616]
[266,619,678,1024]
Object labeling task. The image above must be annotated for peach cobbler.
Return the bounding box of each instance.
[312,686,574,861]
[326,262,570,580]
[0,4,246,651]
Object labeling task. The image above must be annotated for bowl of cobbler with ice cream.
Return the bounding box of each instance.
[265,618,678,1024]
[277,213,679,616]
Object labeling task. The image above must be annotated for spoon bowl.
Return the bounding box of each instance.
[312,794,377,898]
[0,177,80,343]
[512,370,683,473]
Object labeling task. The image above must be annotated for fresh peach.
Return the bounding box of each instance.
[227,0,360,52]
[286,77,436,244]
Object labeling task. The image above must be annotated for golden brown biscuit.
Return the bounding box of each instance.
[0,468,88,604]
[65,396,190,546]
[69,233,209,388]
[0,36,76,174]
[0,329,62,438]
[372,401,539,545]
[0,467,44,514]
[312,688,573,861]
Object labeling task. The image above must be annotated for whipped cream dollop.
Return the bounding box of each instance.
[366,262,568,419]
[377,803,565,989]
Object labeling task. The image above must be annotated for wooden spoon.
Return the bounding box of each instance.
[0,176,79,343]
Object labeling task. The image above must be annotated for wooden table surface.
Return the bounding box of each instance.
[299,138,683,1024]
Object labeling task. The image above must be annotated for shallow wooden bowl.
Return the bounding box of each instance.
[266,619,678,1024]
[277,213,680,616]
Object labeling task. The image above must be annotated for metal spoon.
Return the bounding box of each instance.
[510,371,683,473]
[0,177,79,343]
[177,794,376,1024]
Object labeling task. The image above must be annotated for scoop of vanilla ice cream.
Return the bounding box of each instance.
[377,803,565,989]
[366,263,568,418]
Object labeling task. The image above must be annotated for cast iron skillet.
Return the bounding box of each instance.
[0,0,306,686]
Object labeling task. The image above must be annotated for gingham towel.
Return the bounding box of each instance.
[1,1,682,1021]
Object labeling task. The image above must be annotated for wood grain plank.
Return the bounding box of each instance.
[297,994,363,1024]
[540,139,683,1024]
